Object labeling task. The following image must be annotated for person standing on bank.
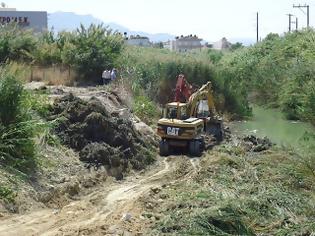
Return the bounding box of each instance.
[111,68,117,82]
[102,69,111,85]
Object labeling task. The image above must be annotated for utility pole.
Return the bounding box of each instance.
[293,4,310,28]
[291,17,298,31]
[287,14,294,32]
[256,12,259,43]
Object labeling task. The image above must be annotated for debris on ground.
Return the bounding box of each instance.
[49,93,156,179]
[243,135,273,152]
[121,213,132,222]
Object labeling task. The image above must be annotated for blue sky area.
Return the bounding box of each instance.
[7,0,315,42]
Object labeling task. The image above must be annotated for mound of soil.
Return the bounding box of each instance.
[49,93,155,179]
[243,135,273,152]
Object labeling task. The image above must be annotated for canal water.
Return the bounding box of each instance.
[230,106,315,149]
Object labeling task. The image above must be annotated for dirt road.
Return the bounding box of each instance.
[0,157,178,236]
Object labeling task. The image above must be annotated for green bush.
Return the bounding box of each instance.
[0,24,124,83]
[0,72,24,125]
[133,96,159,124]
[59,24,124,80]
[0,24,36,63]
[0,69,40,173]
[208,49,223,64]
[217,29,315,123]
[0,184,15,203]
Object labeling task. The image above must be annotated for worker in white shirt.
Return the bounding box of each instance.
[102,69,111,85]
[111,68,117,81]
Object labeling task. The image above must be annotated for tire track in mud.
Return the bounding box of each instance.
[0,157,175,236]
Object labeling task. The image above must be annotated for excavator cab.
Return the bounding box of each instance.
[164,102,189,120]
[196,100,211,118]
[169,108,177,119]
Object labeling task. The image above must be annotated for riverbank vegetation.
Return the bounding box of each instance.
[1,24,315,123]
[118,46,251,118]
[216,29,315,125]
[150,143,315,235]
[0,66,51,202]
[0,24,251,118]
[0,68,44,174]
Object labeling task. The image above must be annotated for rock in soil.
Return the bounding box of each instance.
[121,212,132,222]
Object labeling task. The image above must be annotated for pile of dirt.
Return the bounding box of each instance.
[49,93,155,179]
[243,135,273,152]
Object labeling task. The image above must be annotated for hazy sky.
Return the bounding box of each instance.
[7,0,315,42]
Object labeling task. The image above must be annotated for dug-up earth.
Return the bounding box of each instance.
[0,82,313,236]
[0,82,192,235]
[0,156,180,235]
[0,81,164,235]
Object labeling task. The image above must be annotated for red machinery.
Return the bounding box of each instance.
[174,74,193,102]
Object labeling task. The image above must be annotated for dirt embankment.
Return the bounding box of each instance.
[0,83,158,217]
[0,155,180,236]
[49,93,156,180]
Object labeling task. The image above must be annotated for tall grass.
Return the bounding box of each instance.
[153,147,315,235]
[217,29,315,124]
[118,47,251,117]
[0,67,45,173]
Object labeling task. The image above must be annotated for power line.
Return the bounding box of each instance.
[293,4,310,28]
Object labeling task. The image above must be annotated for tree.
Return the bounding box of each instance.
[60,24,124,81]
[153,42,163,48]
[230,42,244,51]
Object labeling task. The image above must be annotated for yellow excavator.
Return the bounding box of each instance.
[157,74,223,156]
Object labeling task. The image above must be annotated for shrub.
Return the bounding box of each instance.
[0,24,36,63]
[0,72,24,125]
[0,24,124,84]
[0,184,15,203]
[0,68,40,173]
[217,29,315,123]
[208,49,223,64]
[60,24,124,81]
[133,96,159,124]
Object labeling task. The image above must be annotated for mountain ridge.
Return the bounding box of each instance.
[48,11,254,45]
[48,11,175,42]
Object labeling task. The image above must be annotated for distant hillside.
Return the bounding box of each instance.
[48,12,103,32]
[48,12,175,42]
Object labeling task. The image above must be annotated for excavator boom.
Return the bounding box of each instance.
[174,74,193,102]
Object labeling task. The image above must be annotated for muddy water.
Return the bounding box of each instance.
[230,106,315,149]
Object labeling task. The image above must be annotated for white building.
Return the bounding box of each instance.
[0,8,47,32]
[125,35,151,47]
[212,37,231,50]
[163,40,172,50]
[164,35,202,52]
